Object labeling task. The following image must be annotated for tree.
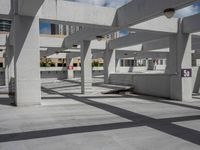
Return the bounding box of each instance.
[92,60,100,67]
[40,58,55,67]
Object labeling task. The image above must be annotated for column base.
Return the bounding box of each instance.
[170,75,192,101]
[81,82,93,94]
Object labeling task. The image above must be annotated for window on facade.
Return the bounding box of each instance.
[73,63,78,67]
[125,60,129,67]
[57,63,63,67]
[120,60,124,67]
[99,63,104,67]
[160,60,163,65]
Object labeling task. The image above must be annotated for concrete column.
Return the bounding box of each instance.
[196,59,200,66]
[170,20,192,101]
[13,15,41,106]
[166,35,178,74]
[115,58,120,73]
[104,47,116,84]
[5,46,15,94]
[5,47,10,86]
[145,59,149,70]
[5,52,8,86]
[66,54,74,79]
[81,40,92,94]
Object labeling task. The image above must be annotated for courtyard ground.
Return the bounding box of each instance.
[0,77,200,150]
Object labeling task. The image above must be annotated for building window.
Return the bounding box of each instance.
[120,60,124,67]
[160,60,163,65]
[73,63,78,67]
[57,63,63,67]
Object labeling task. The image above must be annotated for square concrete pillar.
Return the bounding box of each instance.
[104,48,116,84]
[196,59,200,66]
[81,40,92,94]
[5,46,15,94]
[13,15,41,106]
[66,54,74,79]
[166,35,178,74]
[170,20,192,101]
[145,59,149,70]
[115,58,121,73]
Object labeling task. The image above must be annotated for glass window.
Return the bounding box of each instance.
[160,60,163,65]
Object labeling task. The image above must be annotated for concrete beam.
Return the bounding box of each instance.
[130,16,178,33]
[116,44,142,51]
[183,13,200,33]
[40,48,80,57]
[137,51,169,58]
[92,52,104,59]
[0,0,12,19]
[40,0,116,27]
[114,37,169,52]
[40,35,65,48]
[63,27,108,48]
[39,33,200,52]
[109,31,172,49]
[40,48,105,58]
[116,50,169,59]
[17,0,44,16]
[116,0,198,27]
[143,37,169,51]
[40,34,107,49]
[192,35,200,50]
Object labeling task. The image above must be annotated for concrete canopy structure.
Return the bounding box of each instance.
[1,0,200,106]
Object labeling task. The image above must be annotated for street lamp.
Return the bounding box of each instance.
[72,44,78,48]
[164,8,175,19]
[96,35,104,41]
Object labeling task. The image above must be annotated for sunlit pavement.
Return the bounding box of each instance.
[0,78,200,150]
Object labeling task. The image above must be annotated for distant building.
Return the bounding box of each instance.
[0,19,11,32]
[50,24,82,35]
[51,24,64,35]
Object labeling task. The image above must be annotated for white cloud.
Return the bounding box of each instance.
[40,26,51,34]
[67,0,131,8]
[67,1,200,17]
[175,4,200,18]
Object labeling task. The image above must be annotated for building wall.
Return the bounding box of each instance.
[41,71,68,79]
[0,67,199,97]
[110,73,171,98]
[40,67,104,80]
[116,66,147,73]
[109,67,200,98]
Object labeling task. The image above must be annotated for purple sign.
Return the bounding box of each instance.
[181,69,192,77]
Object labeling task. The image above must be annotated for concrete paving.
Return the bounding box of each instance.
[0,78,200,149]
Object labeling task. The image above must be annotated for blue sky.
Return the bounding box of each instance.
[66,0,131,8]
[175,2,200,17]
[40,1,200,34]
[40,23,51,34]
